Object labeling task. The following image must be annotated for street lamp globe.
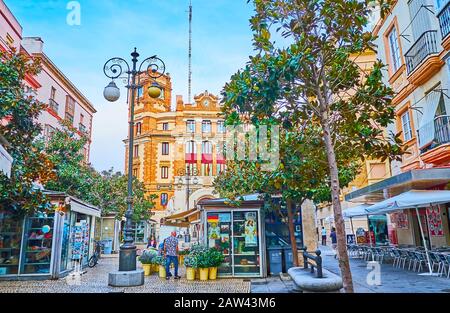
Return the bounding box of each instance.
[103,81,121,102]
[148,82,162,99]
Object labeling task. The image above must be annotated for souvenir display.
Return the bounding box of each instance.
[0,211,22,275]
[427,206,444,236]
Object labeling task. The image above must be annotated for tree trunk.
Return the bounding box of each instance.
[286,199,299,267]
[322,119,354,293]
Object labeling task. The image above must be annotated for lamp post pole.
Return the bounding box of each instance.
[103,48,165,284]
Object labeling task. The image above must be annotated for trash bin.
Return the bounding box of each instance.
[103,239,113,254]
[283,247,293,272]
[267,247,283,275]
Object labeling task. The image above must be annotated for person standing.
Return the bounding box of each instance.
[330,227,338,258]
[163,231,180,280]
[147,235,156,249]
[321,227,327,246]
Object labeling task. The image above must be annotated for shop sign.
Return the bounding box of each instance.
[244,212,257,247]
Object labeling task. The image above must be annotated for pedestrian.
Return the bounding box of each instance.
[321,226,327,246]
[147,235,156,249]
[163,231,180,280]
[330,227,338,259]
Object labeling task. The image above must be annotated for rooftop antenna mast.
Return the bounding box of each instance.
[188,0,192,104]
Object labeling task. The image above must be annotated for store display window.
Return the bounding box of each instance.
[60,212,71,272]
[0,211,23,276]
[206,209,261,277]
[20,212,55,274]
[133,221,147,243]
[368,215,389,244]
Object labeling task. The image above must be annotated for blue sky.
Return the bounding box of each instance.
[5,0,255,172]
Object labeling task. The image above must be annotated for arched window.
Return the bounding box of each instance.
[186,140,197,154]
[202,141,212,154]
[161,193,168,206]
[136,122,142,135]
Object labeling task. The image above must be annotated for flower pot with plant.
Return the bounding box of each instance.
[178,249,190,266]
[139,249,158,276]
[184,254,198,281]
[208,248,225,280]
[154,255,167,278]
[196,250,210,281]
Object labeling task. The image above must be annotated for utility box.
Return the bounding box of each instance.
[283,247,294,272]
[267,247,283,275]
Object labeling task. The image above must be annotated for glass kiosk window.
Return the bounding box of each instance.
[233,211,260,276]
[0,211,22,276]
[207,213,232,275]
[21,212,55,274]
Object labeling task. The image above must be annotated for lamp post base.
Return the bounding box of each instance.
[108,269,144,287]
[119,248,137,271]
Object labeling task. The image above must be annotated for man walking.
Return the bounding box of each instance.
[321,226,327,246]
[330,227,338,259]
[164,231,180,280]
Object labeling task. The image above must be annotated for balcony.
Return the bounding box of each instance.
[438,1,450,49]
[79,123,87,133]
[405,31,439,75]
[419,115,450,166]
[48,98,59,113]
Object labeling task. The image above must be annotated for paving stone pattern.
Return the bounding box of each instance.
[0,255,250,293]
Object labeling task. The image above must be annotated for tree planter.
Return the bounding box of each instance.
[209,267,218,280]
[159,265,166,278]
[142,264,151,276]
[186,267,196,281]
[199,268,209,281]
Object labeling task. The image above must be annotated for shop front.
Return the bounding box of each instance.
[197,197,265,278]
[0,191,100,280]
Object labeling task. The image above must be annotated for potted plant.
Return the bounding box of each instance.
[139,250,156,276]
[184,254,198,281]
[178,249,190,266]
[208,248,224,280]
[154,255,167,278]
[189,244,208,279]
[196,250,210,281]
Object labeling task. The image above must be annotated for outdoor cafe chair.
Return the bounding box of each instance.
[406,250,418,271]
[446,255,450,279]
[429,252,442,273]
[436,253,449,277]
[391,248,402,268]
[397,249,409,269]
[413,252,428,273]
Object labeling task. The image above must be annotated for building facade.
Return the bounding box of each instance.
[345,0,450,248]
[125,73,226,232]
[0,1,96,162]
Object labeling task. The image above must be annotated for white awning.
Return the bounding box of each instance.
[418,88,442,148]
[366,190,450,215]
[69,198,101,217]
[342,204,372,218]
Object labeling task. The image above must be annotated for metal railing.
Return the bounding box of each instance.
[404,30,439,74]
[48,98,59,113]
[434,115,450,145]
[438,1,450,40]
[303,248,323,278]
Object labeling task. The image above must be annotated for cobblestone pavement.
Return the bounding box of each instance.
[0,255,250,293]
[320,245,450,293]
[251,274,296,293]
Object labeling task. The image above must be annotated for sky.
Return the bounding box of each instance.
[5,0,255,172]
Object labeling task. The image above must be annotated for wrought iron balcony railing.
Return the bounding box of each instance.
[404,30,439,74]
[418,115,450,149]
[438,1,450,40]
[48,98,59,113]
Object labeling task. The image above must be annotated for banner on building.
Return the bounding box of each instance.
[426,206,444,236]
[244,212,257,247]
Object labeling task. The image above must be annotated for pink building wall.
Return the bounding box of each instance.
[0,0,22,51]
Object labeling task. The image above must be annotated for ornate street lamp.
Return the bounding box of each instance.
[103,48,165,287]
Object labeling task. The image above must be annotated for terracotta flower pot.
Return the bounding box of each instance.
[199,268,209,281]
[209,267,218,280]
[186,267,196,281]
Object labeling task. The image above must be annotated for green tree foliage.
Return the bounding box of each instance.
[220,0,402,292]
[41,125,156,222]
[0,49,54,216]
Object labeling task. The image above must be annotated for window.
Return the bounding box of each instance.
[202,163,212,176]
[162,142,169,155]
[216,163,226,175]
[50,87,56,100]
[65,96,75,125]
[133,168,138,178]
[162,122,169,131]
[388,27,402,73]
[186,120,195,133]
[160,193,168,206]
[202,120,212,133]
[401,111,413,141]
[44,124,55,140]
[217,120,225,133]
[159,88,165,99]
[185,163,197,175]
[436,0,450,11]
[186,140,197,154]
[202,141,212,154]
[137,86,143,99]
[161,166,169,179]
[408,0,432,40]
[136,122,142,135]
[134,145,139,158]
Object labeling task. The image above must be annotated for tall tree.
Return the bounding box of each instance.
[221,0,403,292]
[0,49,54,216]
